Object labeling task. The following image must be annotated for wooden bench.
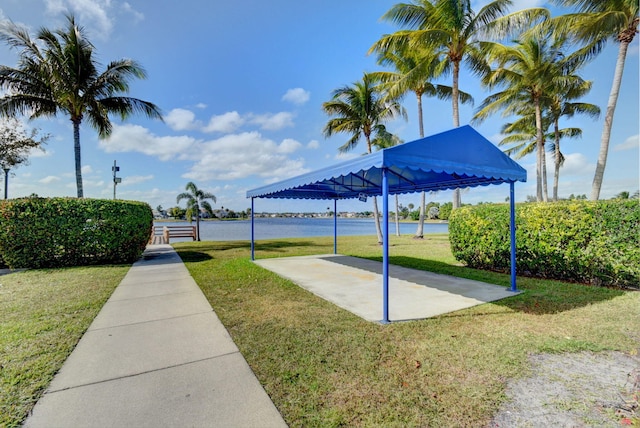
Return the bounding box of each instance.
[150,225,196,244]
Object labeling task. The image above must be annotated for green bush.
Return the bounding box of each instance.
[0,197,153,269]
[449,200,640,288]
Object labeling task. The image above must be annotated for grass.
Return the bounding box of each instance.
[1,234,637,427]
[174,234,640,427]
[0,265,129,427]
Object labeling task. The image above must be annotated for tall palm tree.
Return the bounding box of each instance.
[376,0,548,208]
[0,15,162,197]
[176,182,216,242]
[322,73,407,243]
[547,85,600,201]
[550,0,638,200]
[368,43,472,237]
[474,34,569,202]
[499,111,582,201]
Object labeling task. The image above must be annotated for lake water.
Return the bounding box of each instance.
[155,217,448,241]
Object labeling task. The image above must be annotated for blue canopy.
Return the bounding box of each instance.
[247,125,526,323]
[247,125,526,200]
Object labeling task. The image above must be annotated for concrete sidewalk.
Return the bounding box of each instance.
[24,244,287,428]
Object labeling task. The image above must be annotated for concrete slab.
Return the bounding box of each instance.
[254,254,520,322]
[108,277,198,300]
[25,354,286,428]
[117,269,193,285]
[89,288,213,329]
[48,312,238,392]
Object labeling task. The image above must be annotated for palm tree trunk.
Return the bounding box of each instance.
[591,40,630,201]
[372,196,383,244]
[417,93,425,139]
[553,119,561,202]
[534,98,545,202]
[195,210,201,241]
[415,191,425,239]
[415,92,426,238]
[394,195,400,236]
[73,119,84,198]
[452,60,462,209]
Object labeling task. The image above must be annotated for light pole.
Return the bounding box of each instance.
[3,166,9,200]
[112,160,121,200]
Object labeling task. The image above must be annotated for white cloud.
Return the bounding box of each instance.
[559,152,594,176]
[195,103,207,109]
[29,147,51,158]
[121,174,153,186]
[43,0,143,39]
[249,112,294,131]
[282,88,310,105]
[203,111,244,133]
[165,108,199,131]
[102,125,309,183]
[81,165,93,174]
[121,2,144,22]
[278,138,302,154]
[183,132,308,181]
[335,152,361,161]
[307,140,320,149]
[614,134,639,151]
[101,124,198,161]
[45,0,114,38]
[39,175,61,184]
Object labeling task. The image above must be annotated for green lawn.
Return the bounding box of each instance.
[1,234,637,427]
[0,265,129,427]
[175,234,639,427]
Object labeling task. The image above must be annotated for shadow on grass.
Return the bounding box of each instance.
[355,255,627,316]
[175,251,213,263]
[173,239,325,259]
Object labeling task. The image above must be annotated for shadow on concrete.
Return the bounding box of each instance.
[357,255,627,316]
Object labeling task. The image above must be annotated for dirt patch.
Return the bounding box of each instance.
[489,351,639,427]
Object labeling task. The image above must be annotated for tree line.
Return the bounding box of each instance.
[321,0,638,239]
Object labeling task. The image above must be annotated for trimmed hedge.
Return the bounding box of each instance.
[449,200,640,288]
[0,197,153,269]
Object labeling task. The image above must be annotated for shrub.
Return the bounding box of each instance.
[0,197,152,269]
[449,200,640,288]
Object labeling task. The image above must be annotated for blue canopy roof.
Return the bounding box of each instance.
[247,125,526,200]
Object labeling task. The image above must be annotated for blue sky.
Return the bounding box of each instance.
[0,0,638,213]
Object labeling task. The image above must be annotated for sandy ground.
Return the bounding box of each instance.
[489,350,640,427]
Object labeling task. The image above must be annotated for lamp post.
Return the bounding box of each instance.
[112,160,121,200]
[3,166,9,200]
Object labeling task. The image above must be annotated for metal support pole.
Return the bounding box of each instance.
[112,160,121,200]
[509,182,518,292]
[382,169,390,324]
[333,199,337,254]
[250,198,255,260]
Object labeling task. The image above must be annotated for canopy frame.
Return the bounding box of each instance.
[247,126,526,323]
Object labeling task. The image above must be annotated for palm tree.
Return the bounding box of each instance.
[377,0,548,208]
[474,34,569,202]
[547,87,600,201]
[368,42,472,237]
[322,73,407,243]
[499,111,582,201]
[0,14,162,198]
[550,0,638,200]
[176,182,216,242]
